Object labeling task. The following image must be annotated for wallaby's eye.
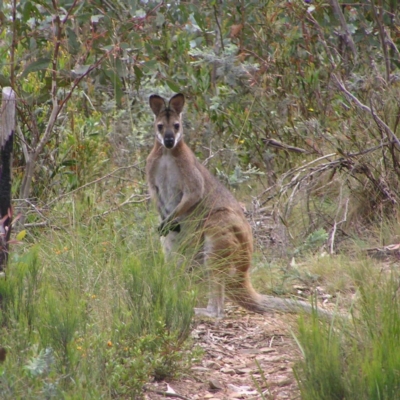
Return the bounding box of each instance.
[157,124,163,132]
[174,123,180,130]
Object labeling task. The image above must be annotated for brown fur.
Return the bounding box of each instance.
[146,93,329,318]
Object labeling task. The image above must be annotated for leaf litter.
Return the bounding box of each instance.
[145,303,301,399]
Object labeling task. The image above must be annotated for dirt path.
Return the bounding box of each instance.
[145,304,301,400]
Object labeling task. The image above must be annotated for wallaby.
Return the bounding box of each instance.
[146,93,330,318]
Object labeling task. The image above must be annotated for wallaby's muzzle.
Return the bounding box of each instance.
[164,131,175,149]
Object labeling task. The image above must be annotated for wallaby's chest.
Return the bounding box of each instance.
[154,155,183,216]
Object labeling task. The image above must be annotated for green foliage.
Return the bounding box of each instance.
[294,264,400,400]
[0,205,195,398]
[1,0,400,397]
[294,228,329,256]
[2,0,398,241]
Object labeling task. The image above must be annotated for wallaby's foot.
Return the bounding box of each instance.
[194,307,224,319]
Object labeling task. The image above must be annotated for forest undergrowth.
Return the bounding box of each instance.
[0,0,400,398]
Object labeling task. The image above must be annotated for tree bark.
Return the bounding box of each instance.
[0,87,16,271]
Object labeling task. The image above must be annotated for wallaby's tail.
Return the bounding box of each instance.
[226,271,334,319]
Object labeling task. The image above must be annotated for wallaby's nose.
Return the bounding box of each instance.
[164,132,175,149]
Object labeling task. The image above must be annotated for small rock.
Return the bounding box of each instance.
[191,366,210,372]
[272,377,293,387]
[235,367,253,374]
[229,393,244,399]
[260,347,275,354]
[204,360,220,369]
[209,378,224,391]
[220,367,236,375]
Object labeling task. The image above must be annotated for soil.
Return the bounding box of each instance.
[144,303,302,400]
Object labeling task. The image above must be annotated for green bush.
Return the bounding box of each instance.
[294,263,400,400]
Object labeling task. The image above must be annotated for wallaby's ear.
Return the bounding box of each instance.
[169,93,185,115]
[149,95,166,116]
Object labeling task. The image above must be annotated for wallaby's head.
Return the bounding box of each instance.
[149,93,185,149]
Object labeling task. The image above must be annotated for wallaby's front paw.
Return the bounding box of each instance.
[158,219,180,236]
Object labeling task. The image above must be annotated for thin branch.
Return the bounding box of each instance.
[15,125,29,161]
[35,0,84,159]
[46,164,141,206]
[305,13,337,69]
[329,196,349,254]
[213,2,224,52]
[333,74,400,148]
[262,138,309,154]
[370,0,390,82]
[57,49,113,112]
[328,0,357,61]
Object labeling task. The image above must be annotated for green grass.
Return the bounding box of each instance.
[0,202,196,399]
[293,260,400,400]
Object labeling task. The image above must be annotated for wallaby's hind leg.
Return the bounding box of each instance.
[194,277,225,318]
[194,233,235,318]
[194,221,259,317]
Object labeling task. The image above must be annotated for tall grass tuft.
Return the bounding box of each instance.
[0,204,196,399]
[293,261,400,400]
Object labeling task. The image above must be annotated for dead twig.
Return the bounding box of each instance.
[329,194,349,254]
[262,138,309,154]
[143,384,191,400]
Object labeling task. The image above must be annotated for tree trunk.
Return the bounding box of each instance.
[0,87,16,272]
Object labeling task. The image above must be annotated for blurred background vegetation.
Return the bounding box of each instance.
[0,0,399,398]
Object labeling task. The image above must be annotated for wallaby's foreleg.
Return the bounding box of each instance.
[159,170,205,235]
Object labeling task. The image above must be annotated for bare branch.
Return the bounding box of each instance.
[329,194,349,254]
[328,0,357,61]
[262,138,309,154]
[370,0,390,82]
[332,74,400,148]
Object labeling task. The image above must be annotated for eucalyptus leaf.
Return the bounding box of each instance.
[21,58,51,78]
[166,80,181,92]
